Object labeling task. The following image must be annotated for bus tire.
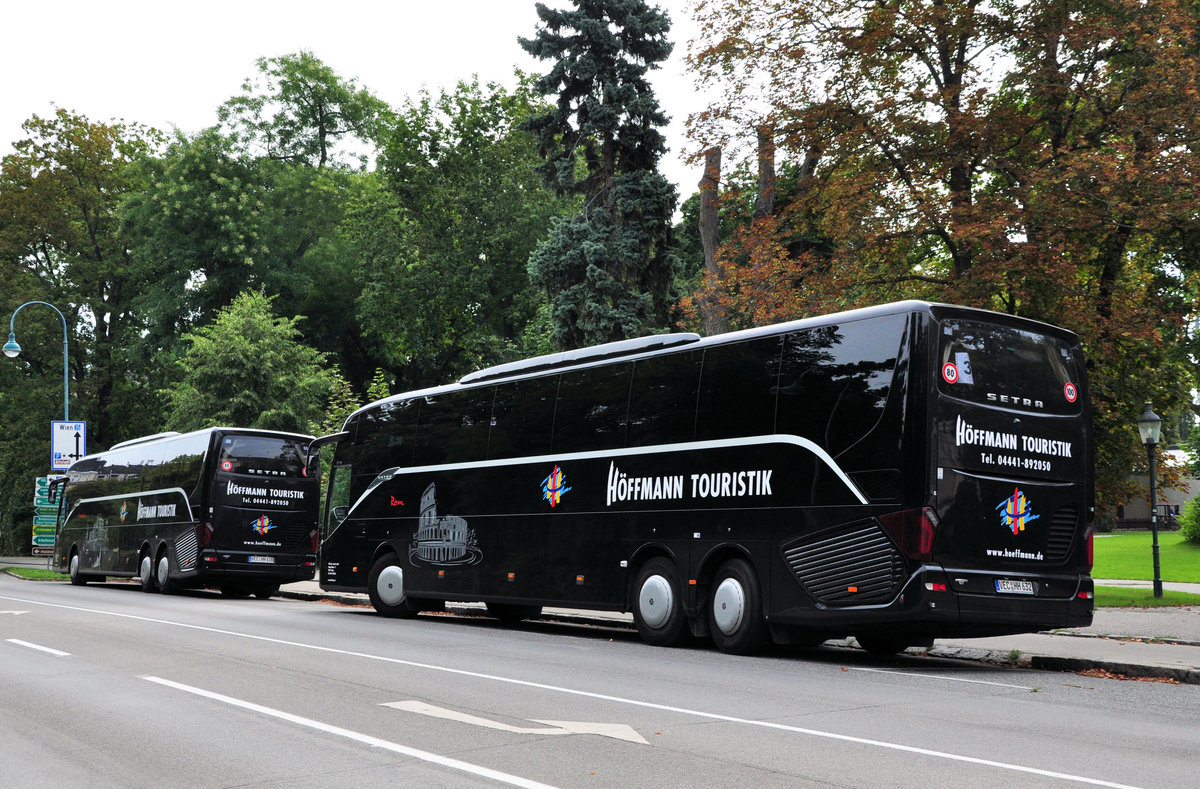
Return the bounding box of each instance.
[220,583,250,598]
[367,554,419,619]
[708,558,768,655]
[156,549,176,594]
[68,550,88,586]
[486,603,543,622]
[254,584,280,599]
[138,552,157,592]
[633,558,688,647]
[855,634,911,655]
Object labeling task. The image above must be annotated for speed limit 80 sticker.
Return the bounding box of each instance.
[942,362,959,384]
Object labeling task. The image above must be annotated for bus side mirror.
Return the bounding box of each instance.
[47,476,66,504]
[305,431,349,472]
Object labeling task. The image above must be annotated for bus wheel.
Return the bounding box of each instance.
[254,584,280,599]
[68,550,88,586]
[708,558,768,655]
[486,603,543,622]
[138,552,157,592]
[368,554,419,619]
[633,558,688,647]
[855,634,911,655]
[156,550,175,594]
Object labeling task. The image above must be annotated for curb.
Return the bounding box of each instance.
[278,589,1198,683]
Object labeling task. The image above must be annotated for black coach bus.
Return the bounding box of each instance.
[315,301,1094,653]
[53,427,319,597]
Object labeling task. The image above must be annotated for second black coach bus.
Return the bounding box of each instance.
[315,300,1094,653]
[54,427,319,597]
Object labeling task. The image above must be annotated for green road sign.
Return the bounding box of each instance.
[32,534,55,546]
[32,516,58,527]
[34,495,54,508]
[34,506,58,517]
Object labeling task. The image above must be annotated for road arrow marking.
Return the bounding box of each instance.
[383,700,648,745]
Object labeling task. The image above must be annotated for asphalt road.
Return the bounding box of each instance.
[2,574,1198,789]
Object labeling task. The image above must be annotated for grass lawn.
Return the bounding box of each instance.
[1092,531,1200,583]
[1094,586,1200,607]
[4,567,68,581]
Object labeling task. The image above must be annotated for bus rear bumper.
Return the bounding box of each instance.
[198,550,317,581]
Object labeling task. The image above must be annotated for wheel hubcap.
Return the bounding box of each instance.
[69,554,79,577]
[157,556,169,586]
[140,556,152,584]
[712,577,746,635]
[639,574,673,628]
[376,565,405,607]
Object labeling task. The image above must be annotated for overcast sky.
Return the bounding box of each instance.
[1,0,709,196]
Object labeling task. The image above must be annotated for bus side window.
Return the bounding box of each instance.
[777,315,905,454]
[695,337,783,441]
[553,364,631,453]
[326,462,352,531]
[626,351,703,448]
[411,388,494,466]
[490,376,559,460]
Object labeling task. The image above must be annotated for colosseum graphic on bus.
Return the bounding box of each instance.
[408,481,483,566]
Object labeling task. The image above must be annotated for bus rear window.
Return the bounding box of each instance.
[218,436,307,476]
[938,320,1081,414]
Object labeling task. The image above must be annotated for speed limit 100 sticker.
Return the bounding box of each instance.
[1064,382,1078,402]
[942,362,959,384]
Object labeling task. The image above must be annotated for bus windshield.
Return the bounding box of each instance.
[218,435,307,476]
[938,319,1081,415]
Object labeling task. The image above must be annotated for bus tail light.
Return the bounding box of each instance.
[1085,524,1094,569]
[197,521,214,548]
[876,508,939,562]
[309,529,319,553]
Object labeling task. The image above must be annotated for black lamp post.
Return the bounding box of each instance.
[1136,402,1164,598]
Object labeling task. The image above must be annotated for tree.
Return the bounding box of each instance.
[219,50,389,169]
[162,291,334,434]
[521,0,680,348]
[689,0,1200,512]
[355,77,573,389]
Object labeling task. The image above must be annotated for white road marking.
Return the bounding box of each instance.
[0,610,29,615]
[1,593,1141,789]
[384,700,648,744]
[143,676,557,789]
[7,638,70,657]
[845,666,1034,690]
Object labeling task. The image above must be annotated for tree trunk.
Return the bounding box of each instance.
[754,126,776,220]
[698,148,730,336]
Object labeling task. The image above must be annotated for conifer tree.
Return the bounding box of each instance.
[521,0,679,348]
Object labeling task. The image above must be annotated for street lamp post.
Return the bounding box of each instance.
[4,300,70,421]
[1136,402,1164,598]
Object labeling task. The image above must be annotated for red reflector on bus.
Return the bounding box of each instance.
[876,508,939,562]
[925,582,947,592]
[848,586,858,593]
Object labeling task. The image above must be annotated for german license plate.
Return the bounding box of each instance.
[248,555,276,564]
[995,579,1034,595]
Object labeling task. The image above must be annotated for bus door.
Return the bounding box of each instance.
[208,435,319,570]
[931,317,1091,603]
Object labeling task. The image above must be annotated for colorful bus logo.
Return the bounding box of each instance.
[541,465,572,508]
[996,488,1040,536]
[250,514,275,535]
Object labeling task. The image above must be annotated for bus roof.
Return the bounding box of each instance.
[346,299,1078,424]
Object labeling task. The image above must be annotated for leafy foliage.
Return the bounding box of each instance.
[1181,497,1200,545]
[163,291,334,434]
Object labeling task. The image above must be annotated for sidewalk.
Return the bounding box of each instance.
[4,557,1196,683]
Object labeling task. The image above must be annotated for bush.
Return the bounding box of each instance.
[1179,497,1200,544]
